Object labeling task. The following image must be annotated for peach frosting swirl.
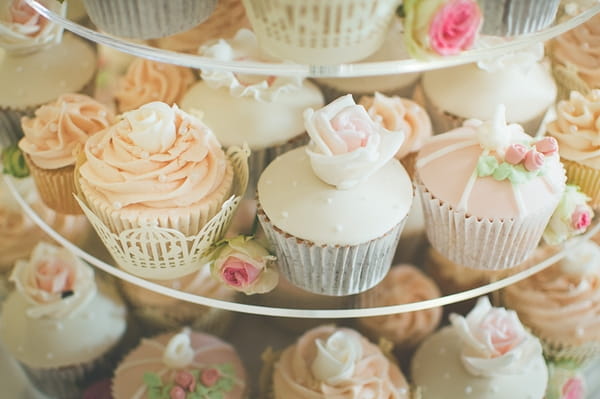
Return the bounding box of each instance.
[273,325,409,399]
[359,93,432,160]
[19,94,115,170]
[546,90,600,169]
[503,244,600,346]
[79,102,229,209]
[552,13,600,89]
[357,265,442,349]
[115,58,195,113]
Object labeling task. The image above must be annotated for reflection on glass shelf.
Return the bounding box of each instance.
[24,0,600,77]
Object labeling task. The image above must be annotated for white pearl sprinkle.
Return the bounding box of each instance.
[113,202,122,210]
[576,327,585,337]
[292,181,298,187]
[564,3,578,15]
[569,125,578,133]
[281,211,289,218]
[99,110,107,117]
[465,386,473,395]
[54,322,63,330]
[399,388,407,394]
[172,281,181,290]
[49,123,58,132]
[335,224,343,232]
[491,385,499,393]
[582,42,590,49]
[326,197,333,204]
[141,151,150,159]
[158,174,167,183]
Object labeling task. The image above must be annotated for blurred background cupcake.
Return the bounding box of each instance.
[546,360,587,399]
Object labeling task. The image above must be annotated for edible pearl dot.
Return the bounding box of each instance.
[141,151,150,159]
[399,388,407,394]
[113,202,122,210]
[172,281,181,290]
[99,110,107,117]
[326,198,333,204]
[582,42,590,49]
[158,175,167,183]
[281,211,289,218]
[569,125,578,133]
[54,322,63,330]
[491,385,499,393]
[576,327,585,337]
[49,123,58,132]
[335,225,343,232]
[465,386,473,395]
[292,181,298,187]
[565,3,578,15]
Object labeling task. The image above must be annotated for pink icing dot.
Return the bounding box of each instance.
[534,137,558,156]
[174,370,195,391]
[200,368,220,387]
[572,205,592,231]
[524,149,544,172]
[504,143,528,165]
[169,386,186,399]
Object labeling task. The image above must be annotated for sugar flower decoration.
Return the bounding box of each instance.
[544,185,593,246]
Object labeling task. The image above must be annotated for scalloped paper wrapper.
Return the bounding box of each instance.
[74,146,250,280]
[478,0,560,36]
[415,180,556,271]
[23,154,82,215]
[257,206,405,296]
[316,79,420,105]
[561,158,600,208]
[413,83,546,136]
[83,0,217,40]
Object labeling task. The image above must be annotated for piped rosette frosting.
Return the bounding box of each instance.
[115,58,195,113]
[0,0,66,54]
[304,94,405,190]
[273,325,410,399]
[112,328,247,399]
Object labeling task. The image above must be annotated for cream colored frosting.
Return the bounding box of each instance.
[180,80,324,150]
[112,330,247,399]
[503,243,600,346]
[258,147,412,246]
[79,102,230,209]
[359,93,432,160]
[552,13,600,89]
[357,265,442,348]
[115,58,195,113]
[412,326,548,399]
[0,279,126,368]
[0,33,96,109]
[273,325,409,399]
[19,94,114,169]
[547,90,600,169]
[422,61,556,124]
[0,0,65,54]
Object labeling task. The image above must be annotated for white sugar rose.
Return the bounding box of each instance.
[469,105,524,154]
[163,328,195,369]
[9,242,96,319]
[305,95,405,190]
[311,331,363,384]
[450,296,543,377]
[123,101,177,154]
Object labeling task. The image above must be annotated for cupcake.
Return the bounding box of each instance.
[77,101,248,279]
[241,0,398,64]
[356,264,442,351]
[257,95,412,295]
[415,106,566,270]
[549,13,600,100]
[0,242,127,399]
[82,0,217,40]
[416,44,556,135]
[112,328,248,399]
[18,93,115,214]
[181,29,324,198]
[543,184,594,246]
[546,90,600,207]
[114,58,195,113]
[118,263,237,336]
[269,325,410,398]
[411,296,548,399]
[478,0,560,36]
[546,361,587,399]
[502,241,600,366]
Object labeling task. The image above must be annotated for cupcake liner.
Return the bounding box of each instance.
[257,206,405,296]
[478,0,560,36]
[561,158,600,208]
[246,134,308,199]
[23,154,81,215]
[83,0,218,40]
[241,0,398,64]
[316,79,420,105]
[415,179,557,271]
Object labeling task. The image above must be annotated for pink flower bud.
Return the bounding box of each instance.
[563,377,585,399]
[169,386,186,399]
[524,149,544,171]
[174,370,195,391]
[504,143,528,165]
[572,205,592,231]
[220,256,260,288]
[200,368,220,387]
[534,137,558,156]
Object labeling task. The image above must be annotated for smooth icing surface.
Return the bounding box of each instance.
[0,33,96,109]
[422,61,556,123]
[411,326,548,399]
[258,147,412,246]
[547,90,600,169]
[0,280,126,368]
[112,331,247,399]
[273,325,409,399]
[180,80,324,149]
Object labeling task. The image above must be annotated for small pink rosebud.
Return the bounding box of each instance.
[504,143,528,165]
[169,385,186,399]
[524,149,544,172]
[174,370,195,391]
[200,368,220,387]
[562,377,585,399]
[572,205,592,231]
[534,137,558,156]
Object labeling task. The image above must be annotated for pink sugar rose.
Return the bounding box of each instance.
[10,0,41,25]
[220,256,261,288]
[535,137,559,156]
[504,143,528,165]
[562,377,585,399]
[174,370,195,392]
[34,259,74,294]
[327,107,374,153]
[428,0,482,56]
[200,368,220,387]
[524,149,545,172]
[169,386,186,399]
[572,205,592,231]
[479,308,525,356]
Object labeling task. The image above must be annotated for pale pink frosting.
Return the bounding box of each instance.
[552,13,600,89]
[273,325,409,399]
[79,103,229,208]
[547,90,600,169]
[358,265,442,349]
[359,93,432,159]
[19,94,115,169]
[115,58,195,113]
